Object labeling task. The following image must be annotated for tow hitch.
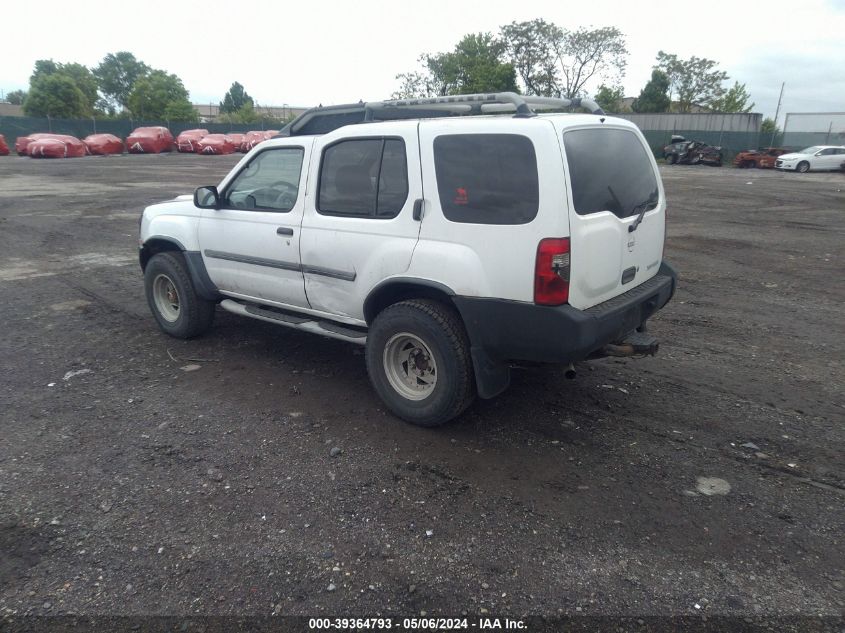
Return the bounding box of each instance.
[601,331,660,358]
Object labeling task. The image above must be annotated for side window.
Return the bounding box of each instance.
[819,148,834,156]
[224,147,304,212]
[433,134,539,225]
[318,138,409,218]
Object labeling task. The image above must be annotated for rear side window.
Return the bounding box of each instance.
[433,134,539,225]
[317,138,408,218]
[564,128,659,218]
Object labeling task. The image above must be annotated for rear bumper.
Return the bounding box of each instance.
[454,261,678,396]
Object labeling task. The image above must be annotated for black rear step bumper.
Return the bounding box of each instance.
[453,261,678,398]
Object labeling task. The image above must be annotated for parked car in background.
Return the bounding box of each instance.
[733,147,789,169]
[663,135,722,166]
[775,146,845,172]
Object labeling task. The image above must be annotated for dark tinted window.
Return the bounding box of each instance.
[318,138,408,218]
[564,129,659,218]
[433,134,539,225]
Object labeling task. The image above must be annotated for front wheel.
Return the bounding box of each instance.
[666,153,678,165]
[144,252,215,338]
[796,161,810,173]
[365,299,475,426]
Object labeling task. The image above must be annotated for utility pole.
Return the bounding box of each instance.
[771,82,784,147]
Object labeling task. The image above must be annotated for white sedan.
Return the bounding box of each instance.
[775,145,845,172]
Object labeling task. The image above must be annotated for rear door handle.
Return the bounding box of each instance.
[276,227,294,236]
[412,198,424,221]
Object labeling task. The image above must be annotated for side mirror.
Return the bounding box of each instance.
[194,185,220,209]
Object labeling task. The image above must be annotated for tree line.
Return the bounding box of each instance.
[7,53,287,125]
[393,19,756,115]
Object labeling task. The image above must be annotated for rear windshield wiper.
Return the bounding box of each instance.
[628,198,658,233]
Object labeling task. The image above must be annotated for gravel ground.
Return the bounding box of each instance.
[0,154,843,624]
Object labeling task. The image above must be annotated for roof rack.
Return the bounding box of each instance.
[279,92,605,137]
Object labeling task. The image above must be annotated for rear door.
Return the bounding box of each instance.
[299,122,422,321]
[415,118,564,302]
[556,123,666,310]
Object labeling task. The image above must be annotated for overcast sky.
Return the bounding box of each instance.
[1,0,843,124]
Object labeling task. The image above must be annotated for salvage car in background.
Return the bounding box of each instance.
[663,135,722,166]
[733,147,789,168]
[127,127,174,154]
[775,146,845,172]
[84,134,124,155]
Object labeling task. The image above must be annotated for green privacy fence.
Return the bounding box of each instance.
[1,115,796,163]
[0,115,278,147]
[639,129,784,162]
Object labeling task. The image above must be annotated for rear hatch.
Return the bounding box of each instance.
[555,121,666,310]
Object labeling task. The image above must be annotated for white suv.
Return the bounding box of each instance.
[139,93,677,426]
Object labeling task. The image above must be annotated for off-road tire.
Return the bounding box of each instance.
[366,299,475,427]
[796,161,810,173]
[144,252,215,339]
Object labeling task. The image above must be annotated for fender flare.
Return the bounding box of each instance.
[140,237,220,301]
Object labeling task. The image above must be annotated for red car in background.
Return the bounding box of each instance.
[733,147,790,169]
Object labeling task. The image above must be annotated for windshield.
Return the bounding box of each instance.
[798,146,822,154]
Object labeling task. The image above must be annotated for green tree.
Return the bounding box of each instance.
[392,71,435,99]
[632,69,671,113]
[217,101,259,124]
[58,63,99,113]
[127,70,192,120]
[220,81,253,114]
[23,74,89,118]
[499,19,560,96]
[432,33,518,95]
[6,89,26,105]
[499,21,628,99]
[394,33,518,98]
[26,59,98,115]
[761,117,780,136]
[655,51,728,112]
[554,26,628,99]
[30,59,59,83]
[593,84,625,112]
[163,100,199,122]
[93,52,151,110]
[711,81,754,113]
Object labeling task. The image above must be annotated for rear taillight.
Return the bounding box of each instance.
[534,238,570,305]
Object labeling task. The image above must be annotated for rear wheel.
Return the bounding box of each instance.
[366,299,475,427]
[144,252,215,338]
[796,161,810,173]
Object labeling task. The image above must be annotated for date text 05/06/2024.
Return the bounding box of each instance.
[308,617,527,630]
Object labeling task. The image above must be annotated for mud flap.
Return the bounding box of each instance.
[470,346,511,399]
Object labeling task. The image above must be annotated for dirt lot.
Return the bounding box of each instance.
[0,154,842,624]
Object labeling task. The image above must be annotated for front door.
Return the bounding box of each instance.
[198,142,312,308]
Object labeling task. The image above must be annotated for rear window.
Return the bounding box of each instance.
[563,128,659,218]
[433,134,539,225]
